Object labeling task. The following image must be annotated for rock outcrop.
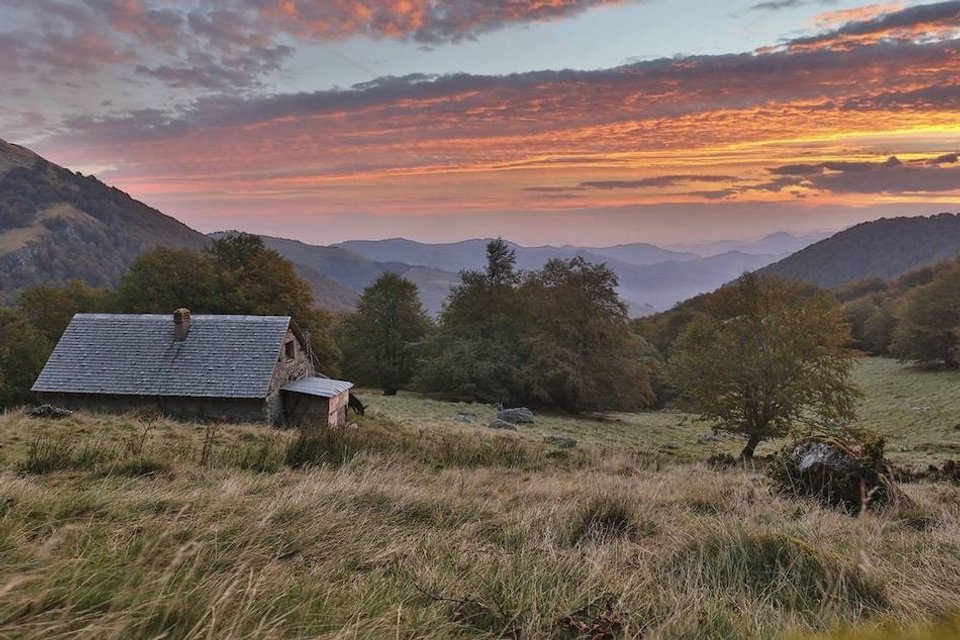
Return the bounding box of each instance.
[768,435,903,512]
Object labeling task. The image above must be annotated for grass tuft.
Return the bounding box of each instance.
[17,436,114,475]
[99,456,174,479]
[663,528,888,614]
[569,490,656,543]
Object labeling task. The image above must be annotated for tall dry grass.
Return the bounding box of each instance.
[0,409,958,638]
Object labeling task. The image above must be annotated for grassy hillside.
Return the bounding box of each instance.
[362,358,960,467]
[759,214,960,288]
[0,358,958,639]
[0,143,355,313]
[853,358,960,464]
[0,140,208,304]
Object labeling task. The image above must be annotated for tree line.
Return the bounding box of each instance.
[836,259,960,367]
[1,235,657,413]
[3,234,958,460]
[340,238,656,412]
[637,257,960,371]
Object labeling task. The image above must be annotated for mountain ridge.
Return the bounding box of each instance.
[758,214,960,287]
[0,140,357,311]
[0,139,208,304]
[326,236,791,314]
[666,231,833,257]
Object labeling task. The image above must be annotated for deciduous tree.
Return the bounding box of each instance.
[416,238,528,403]
[417,240,655,411]
[115,234,341,373]
[521,258,654,411]
[665,274,859,459]
[339,273,432,395]
[116,248,217,313]
[0,308,50,409]
[18,280,111,343]
[890,260,960,367]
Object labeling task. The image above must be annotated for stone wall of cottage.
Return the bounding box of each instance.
[266,327,317,425]
[43,393,267,424]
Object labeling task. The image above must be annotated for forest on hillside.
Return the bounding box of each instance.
[758,213,960,287]
[0,160,205,304]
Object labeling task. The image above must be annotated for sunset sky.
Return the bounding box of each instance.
[3,0,960,245]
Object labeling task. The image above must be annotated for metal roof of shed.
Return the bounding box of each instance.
[32,314,292,399]
[281,377,353,398]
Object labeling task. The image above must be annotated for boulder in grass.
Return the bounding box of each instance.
[545,435,577,449]
[497,408,535,424]
[488,419,518,431]
[768,435,905,513]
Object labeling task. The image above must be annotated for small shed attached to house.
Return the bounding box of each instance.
[31,309,353,427]
[280,378,354,427]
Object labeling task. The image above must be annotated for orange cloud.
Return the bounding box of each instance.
[811,2,905,28]
[789,0,960,51]
[258,0,630,43]
[24,1,960,230]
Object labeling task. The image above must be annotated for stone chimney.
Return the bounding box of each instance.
[173,308,191,342]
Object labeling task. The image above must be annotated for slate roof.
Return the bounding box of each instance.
[32,314,292,399]
[281,377,353,398]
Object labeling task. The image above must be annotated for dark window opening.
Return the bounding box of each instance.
[284,340,296,361]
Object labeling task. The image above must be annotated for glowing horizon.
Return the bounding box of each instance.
[3,0,960,245]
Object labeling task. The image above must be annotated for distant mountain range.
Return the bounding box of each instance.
[0,138,810,315]
[335,238,705,271]
[311,237,791,315]
[18,137,942,317]
[758,214,960,287]
[666,231,833,257]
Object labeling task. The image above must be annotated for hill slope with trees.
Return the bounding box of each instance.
[0,139,207,304]
[0,140,358,311]
[758,214,960,288]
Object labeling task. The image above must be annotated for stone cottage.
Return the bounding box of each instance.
[31,309,353,426]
